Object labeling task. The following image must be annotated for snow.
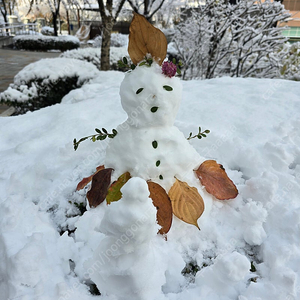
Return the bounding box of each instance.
[88,33,128,48]
[13,58,99,84]
[0,67,300,300]
[13,34,80,44]
[60,47,129,69]
[85,177,166,300]
[41,26,55,36]
[15,30,41,36]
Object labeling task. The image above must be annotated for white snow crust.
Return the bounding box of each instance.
[13,34,80,44]
[0,69,300,300]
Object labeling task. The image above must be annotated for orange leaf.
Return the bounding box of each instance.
[128,13,167,65]
[106,172,131,205]
[87,168,113,208]
[76,165,105,191]
[168,179,204,229]
[195,160,238,200]
[147,181,173,235]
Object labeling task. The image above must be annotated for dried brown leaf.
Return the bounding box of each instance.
[147,181,173,235]
[128,13,167,65]
[168,179,204,229]
[195,160,238,200]
[76,165,105,191]
[86,168,113,208]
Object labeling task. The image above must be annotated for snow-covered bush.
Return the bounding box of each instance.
[13,35,80,51]
[60,48,101,69]
[111,33,128,47]
[279,42,300,81]
[41,26,55,36]
[92,35,102,48]
[15,30,41,36]
[91,33,128,48]
[174,0,290,79]
[60,47,130,70]
[0,58,100,114]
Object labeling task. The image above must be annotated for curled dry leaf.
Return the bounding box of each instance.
[76,165,105,191]
[147,181,173,235]
[128,13,167,65]
[168,178,204,229]
[195,160,238,200]
[106,172,131,205]
[87,168,113,208]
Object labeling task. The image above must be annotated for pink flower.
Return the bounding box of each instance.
[162,61,177,78]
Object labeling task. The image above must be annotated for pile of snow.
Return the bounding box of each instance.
[14,34,79,44]
[110,33,128,48]
[41,26,55,36]
[60,47,129,70]
[0,69,300,300]
[90,33,128,48]
[60,48,102,69]
[85,177,167,300]
[15,30,41,36]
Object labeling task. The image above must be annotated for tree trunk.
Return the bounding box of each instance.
[66,9,70,35]
[53,13,58,36]
[0,0,8,23]
[77,9,80,28]
[101,17,114,70]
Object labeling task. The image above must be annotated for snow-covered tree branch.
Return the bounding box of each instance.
[173,0,290,79]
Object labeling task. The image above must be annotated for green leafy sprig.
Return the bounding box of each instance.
[118,57,136,71]
[73,128,117,151]
[171,57,183,76]
[187,127,210,140]
[138,56,153,67]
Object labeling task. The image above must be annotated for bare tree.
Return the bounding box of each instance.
[0,0,16,23]
[26,0,64,36]
[174,0,290,79]
[126,0,166,20]
[96,0,126,70]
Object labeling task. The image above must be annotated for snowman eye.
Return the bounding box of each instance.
[163,85,173,91]
[136,88,144,94]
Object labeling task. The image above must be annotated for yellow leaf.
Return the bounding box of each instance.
[128,13,167,65]
[106,172,131,204]
[168,179,204,229]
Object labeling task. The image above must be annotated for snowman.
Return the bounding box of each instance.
[82,13,238,299]
[105,61,210,198]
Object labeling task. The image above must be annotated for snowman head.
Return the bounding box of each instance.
[120,63,182,128]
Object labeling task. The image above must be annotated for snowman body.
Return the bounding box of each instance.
[105,63,207,192]
[86,178,168,300]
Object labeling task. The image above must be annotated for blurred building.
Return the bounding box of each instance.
[281,0,300,41]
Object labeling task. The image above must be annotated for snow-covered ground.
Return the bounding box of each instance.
[0,71,300,300]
